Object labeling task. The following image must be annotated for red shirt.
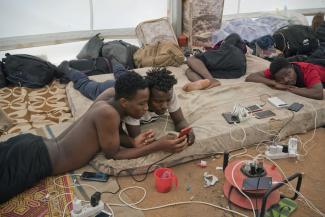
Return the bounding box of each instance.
[264,62,325,88]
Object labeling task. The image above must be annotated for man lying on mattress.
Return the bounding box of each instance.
[0,71,189,204]
[246,57,325,100]
[59,60,195,145]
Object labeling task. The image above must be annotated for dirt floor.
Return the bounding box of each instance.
[111,128,325,217]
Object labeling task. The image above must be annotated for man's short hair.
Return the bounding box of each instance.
[145,68,177,92]
[115,71,148,100]
[270,57,292,78]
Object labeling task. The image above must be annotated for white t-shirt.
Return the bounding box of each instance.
[123,88,180,126]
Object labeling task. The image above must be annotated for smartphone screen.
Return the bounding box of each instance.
[254,110,276,119]
[80,172,109,182]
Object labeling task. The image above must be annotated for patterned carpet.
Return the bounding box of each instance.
[0,81,74,216]
[0,175,74,217]
[0,80,72,136]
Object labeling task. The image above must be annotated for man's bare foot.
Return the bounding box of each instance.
[182,79,211,92]
[206,79,221,89]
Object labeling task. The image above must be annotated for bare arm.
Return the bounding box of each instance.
[94,106,120,159]
[288,83,324,100]
[169,108,188,131]
[170,108,195,145]
[113,135,188,160]
[245,71,277,87]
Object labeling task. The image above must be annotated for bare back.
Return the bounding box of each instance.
[46,100,120,175]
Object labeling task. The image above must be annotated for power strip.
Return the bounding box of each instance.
[265,144,297,160]
[71,200,104,217]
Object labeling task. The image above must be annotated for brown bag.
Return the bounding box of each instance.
[133,41,184,68]
[135,18,178,47]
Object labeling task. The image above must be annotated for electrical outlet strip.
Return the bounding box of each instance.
[265,150,297,159]
[71,200,104,217]
[267,97,288,108]
[265,144,297,160]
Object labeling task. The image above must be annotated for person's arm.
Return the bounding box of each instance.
[245,71,290,90]
[169,108,195,145]
[113,135,188,160]
[169,108,188,131]
[120,129,155,148]
[245,71,278,87]
[288,83,324,100]
[94,106,121,159]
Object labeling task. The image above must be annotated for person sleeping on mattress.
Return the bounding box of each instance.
[0,71,189,204]
[58,59,195,145]
[245,57,325,100]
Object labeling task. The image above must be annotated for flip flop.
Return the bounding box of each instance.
[265,198,298,217]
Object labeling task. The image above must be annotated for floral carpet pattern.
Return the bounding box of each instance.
[0,81,72,136]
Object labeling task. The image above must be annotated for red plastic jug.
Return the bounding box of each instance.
[154,168,178,193]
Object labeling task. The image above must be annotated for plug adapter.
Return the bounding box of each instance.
[91,192,101,207]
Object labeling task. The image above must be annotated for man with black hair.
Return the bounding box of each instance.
[59,61,195,145]
[245,57,325,100]
[0,71,189,203]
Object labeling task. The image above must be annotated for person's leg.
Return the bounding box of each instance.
[182,79,212,92]
[59,61,115,100]
[187,56,221,88]
[111,58,129,79]
[0,134,52,203]
[185,68,204,82]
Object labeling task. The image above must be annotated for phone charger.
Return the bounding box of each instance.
[267,97,288,108]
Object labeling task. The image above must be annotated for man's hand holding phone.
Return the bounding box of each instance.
[178,127,195,145]
[158,133,188,153]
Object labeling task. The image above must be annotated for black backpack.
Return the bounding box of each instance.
[76,33,104,60]
[101,40,139,69]
[0,61,7,88]
[2,53,58,88]
[273,25,320,57]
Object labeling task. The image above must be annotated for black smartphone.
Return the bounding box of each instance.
[80,172,109,182]
[246,104,262,113]
[222,112,240,124]
[288,103,304,112]
[242,177,272,191]
[254,110,276,119]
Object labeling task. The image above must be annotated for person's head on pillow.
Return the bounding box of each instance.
[270,57,296,86]
[145,68,177,115]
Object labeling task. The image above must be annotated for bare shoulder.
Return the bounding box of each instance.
[95,87,116,102]
[90,101,120,123]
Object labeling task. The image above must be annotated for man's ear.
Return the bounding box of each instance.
[119,98,128,109]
